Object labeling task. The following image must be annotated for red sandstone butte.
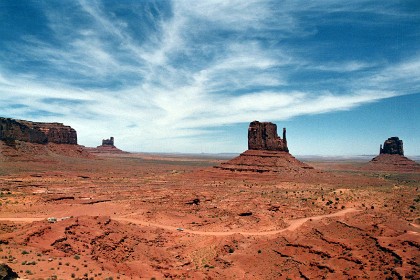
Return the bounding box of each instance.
[366,137,420,172]
[217,121,313,173]
[87,136,127,154]
[380,136,404,156]
[248,120,288,152]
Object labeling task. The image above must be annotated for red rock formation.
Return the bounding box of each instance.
[0,117,77,145]
[0,263,19,279]
[0,117,47,144]
[217,121,313,173]
[366,137,419,172]
[101,137,114,146]
[248,121,288,152]
[380,137,404,156]
[0,141,92,161]
[85,137,127,154]
[218,150,313,173]
[366,154,420,172]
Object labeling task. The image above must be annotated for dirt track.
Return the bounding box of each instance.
[116,208,359,236]
[0,208,359,236]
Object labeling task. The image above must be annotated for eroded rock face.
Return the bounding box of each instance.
[101,137,114,146]
[216,121,314,173]
[88,136,127,154]
[0,263,19,280]
[366,137,419,171]
[0,117,77,145]
[248,121,288,152]
[380,137,404,156]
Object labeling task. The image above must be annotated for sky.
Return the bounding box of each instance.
[0,0,419,155]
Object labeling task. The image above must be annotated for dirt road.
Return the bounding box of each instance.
[0,208,359,236]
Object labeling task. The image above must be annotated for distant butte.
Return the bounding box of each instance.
[379,136,404,156]
[366,137,419,172]
[0,117,90,160]
[88,136,127,154]
[216,121,313,173]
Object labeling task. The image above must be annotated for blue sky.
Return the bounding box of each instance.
[1,0,419,155]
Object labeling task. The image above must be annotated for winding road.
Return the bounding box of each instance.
[0,208,359,236]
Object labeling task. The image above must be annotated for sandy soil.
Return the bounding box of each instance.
[0,151,419,279]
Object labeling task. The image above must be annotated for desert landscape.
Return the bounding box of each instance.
[1,2,419,279]
[0,118,419,280]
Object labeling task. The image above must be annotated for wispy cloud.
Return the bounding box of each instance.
[0,0,419,152]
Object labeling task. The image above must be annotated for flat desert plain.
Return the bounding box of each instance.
[0,152,419,279]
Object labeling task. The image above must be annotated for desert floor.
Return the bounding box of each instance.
[0,152,419,279]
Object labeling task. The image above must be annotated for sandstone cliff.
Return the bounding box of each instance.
[0,117,77,145]
[380,137,404,156]
[248,121,288,152]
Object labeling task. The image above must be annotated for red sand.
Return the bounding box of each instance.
[0,146,419,279]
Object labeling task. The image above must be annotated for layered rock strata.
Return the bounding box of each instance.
[0,117,77,144]
[217,121,312,173]
[366,137,419,172]
[248,121,288,152]
[219,150,313,173]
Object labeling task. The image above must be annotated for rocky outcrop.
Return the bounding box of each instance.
[86,137,127,154]
[0,263,19,280]
[380,137,404,156]
[248,121,288,152]
[366,154,420,172]
[0,117,77,145]
[216,121,313,173]
[101,137,114,146]
[218,150,313,173]
[0,140,92,161]
[366,137,419,172]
